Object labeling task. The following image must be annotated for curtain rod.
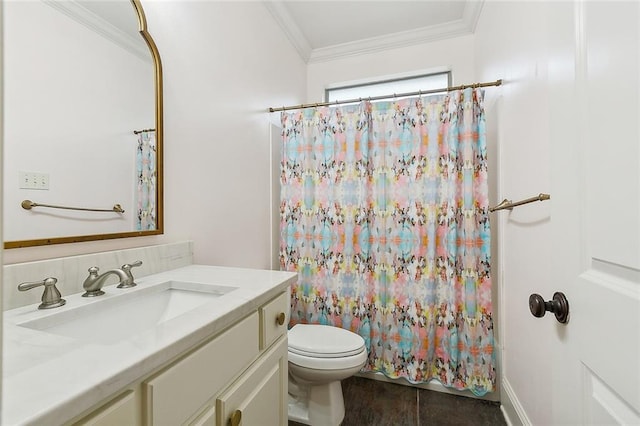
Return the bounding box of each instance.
[268,79,502,113]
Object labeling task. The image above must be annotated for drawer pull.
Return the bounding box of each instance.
[276,312,286,326]
[229,409,242,426]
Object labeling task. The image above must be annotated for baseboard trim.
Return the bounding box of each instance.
[500,378,531,426]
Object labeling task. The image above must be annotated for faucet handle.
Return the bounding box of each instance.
[122,260,142,270]
[118,260,142,288]
[18,277,66,310]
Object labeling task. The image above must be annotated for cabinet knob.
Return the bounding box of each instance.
[276,312,286,326]
[229,409,242,426]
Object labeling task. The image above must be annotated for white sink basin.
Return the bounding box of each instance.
[18,281,238,344]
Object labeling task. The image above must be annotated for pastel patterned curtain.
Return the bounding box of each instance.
[280,88,495,396]
[135,130,156,230]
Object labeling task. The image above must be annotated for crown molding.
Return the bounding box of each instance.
[462,0,484,33]
[263,1,312,62]
[309,18,475,63]
[266,0,484,64]
[42,0,151,63]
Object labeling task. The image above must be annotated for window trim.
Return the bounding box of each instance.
[324,71,452,103]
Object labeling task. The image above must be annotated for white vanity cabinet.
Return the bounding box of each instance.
[70,291,289,426]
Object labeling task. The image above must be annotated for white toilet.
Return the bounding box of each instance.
[287,323,367,426]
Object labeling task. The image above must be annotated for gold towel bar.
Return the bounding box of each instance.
[21,200,125,214]
[490,193,550,212]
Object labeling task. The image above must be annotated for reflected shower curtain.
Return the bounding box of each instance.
[135,130,156,230]
[280,89,495,396]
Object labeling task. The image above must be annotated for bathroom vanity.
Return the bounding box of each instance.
[3,264,296,425]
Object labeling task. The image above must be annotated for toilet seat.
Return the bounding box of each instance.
[288,324,367,370]
[288,324,365,358]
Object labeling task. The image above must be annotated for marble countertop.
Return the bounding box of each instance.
[2,264,297,426]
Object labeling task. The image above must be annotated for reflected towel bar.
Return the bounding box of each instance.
[489,193,550,212]
[21,200,125,213]
[133,128,155,135]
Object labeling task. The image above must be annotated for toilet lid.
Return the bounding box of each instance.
[288,324,365,358]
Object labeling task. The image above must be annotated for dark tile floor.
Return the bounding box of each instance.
[290,376,507,426]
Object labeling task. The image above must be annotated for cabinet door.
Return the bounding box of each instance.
[144,313,259,426]
[216,336,288,426]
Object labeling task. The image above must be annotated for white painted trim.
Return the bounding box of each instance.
[323,66,452,91]
[263,1,312,62]
[462,0,484,33]
[265,1,484,64]
[501,405,515,426]
[501,378,531,426]
[269,123,282,271]
[42,0,151,63]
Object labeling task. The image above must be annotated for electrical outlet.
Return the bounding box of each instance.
[19,171,49,190]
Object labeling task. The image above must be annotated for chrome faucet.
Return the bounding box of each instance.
[82,266,129,297]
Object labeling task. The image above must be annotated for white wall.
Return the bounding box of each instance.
[3,1,153,241]
[139,1,306,269]
[0,0,4,412]
[474,2,554,424]
[3,1,306,267]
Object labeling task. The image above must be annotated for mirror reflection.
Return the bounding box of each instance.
[3,0,162,248]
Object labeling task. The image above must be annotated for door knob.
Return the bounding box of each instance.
[529,292,569,324]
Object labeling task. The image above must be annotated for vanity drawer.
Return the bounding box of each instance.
[259,291,289,350]
[73,390,138,426]
[143,312,259,426]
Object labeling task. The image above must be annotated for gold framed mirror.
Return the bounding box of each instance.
[3,0,163,249]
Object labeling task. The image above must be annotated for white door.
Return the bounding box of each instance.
[548,1,640,424]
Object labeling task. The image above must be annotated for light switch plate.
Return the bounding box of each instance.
[19,171,49,190]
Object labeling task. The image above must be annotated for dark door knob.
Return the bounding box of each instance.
[529,292,569,324]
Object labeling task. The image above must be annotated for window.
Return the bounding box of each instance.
[325,71,451,103]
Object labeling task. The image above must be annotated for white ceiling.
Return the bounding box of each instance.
[265,0,484,63]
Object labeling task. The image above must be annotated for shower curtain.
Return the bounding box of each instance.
[280,88,495,396]
[135,130,156,230]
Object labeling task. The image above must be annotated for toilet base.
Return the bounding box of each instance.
[288,379,345,426]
